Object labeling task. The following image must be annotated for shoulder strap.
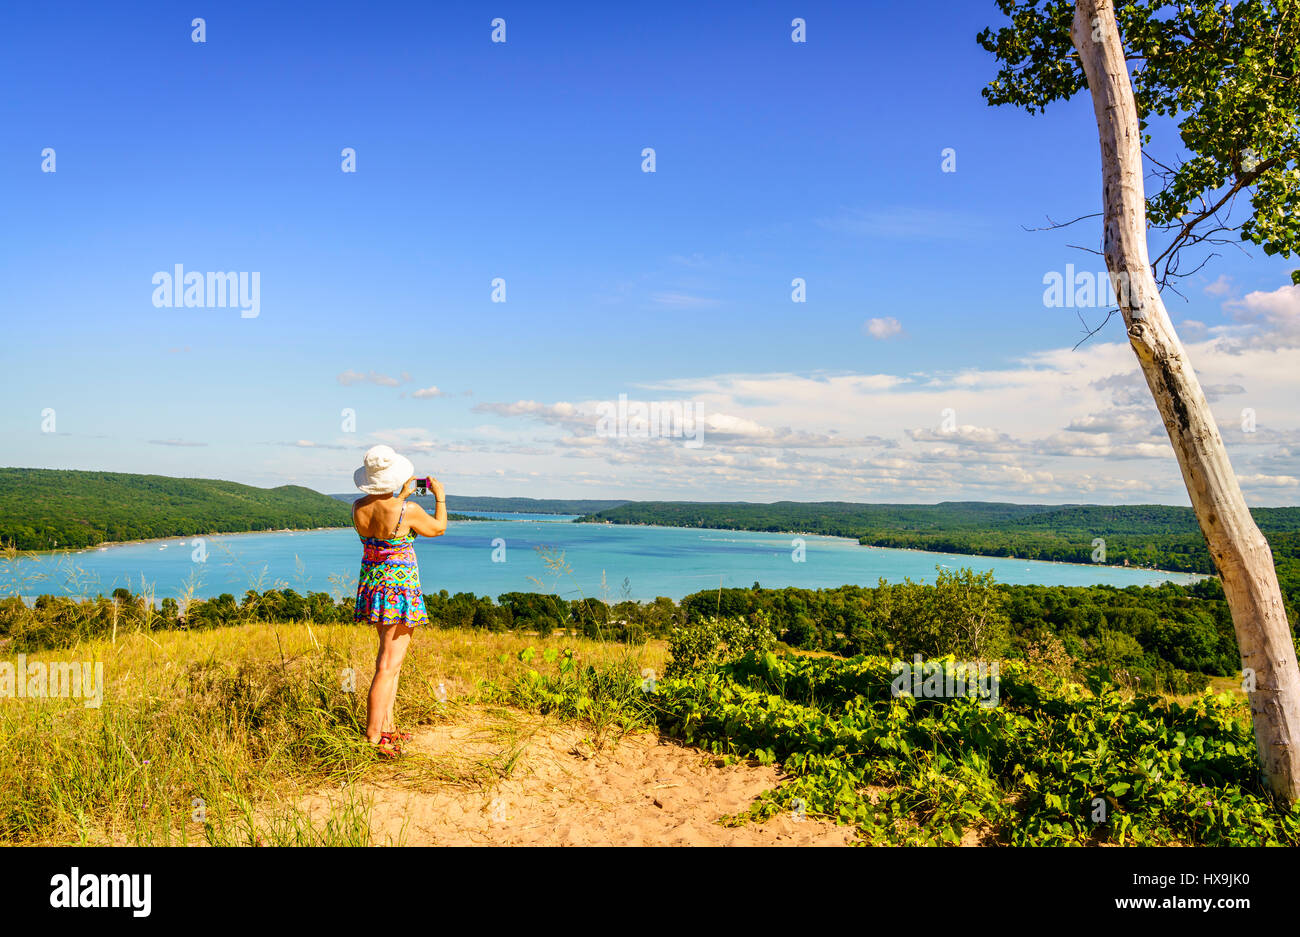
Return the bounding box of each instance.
[392,500,408,538]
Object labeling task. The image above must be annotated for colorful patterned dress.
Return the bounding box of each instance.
[353,503,429,628]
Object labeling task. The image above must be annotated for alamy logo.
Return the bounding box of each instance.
[1,655,103,708]
[595,394,704,448]
[50,867,151,917]
[151,264,260,318]
[890,655,1000,708]
[1042,263,1133,309]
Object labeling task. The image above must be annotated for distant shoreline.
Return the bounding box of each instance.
[21,516,1208,583]
[28,526,353,557]
[25,512,526,557]
[567,519,1210,581]
[853,540,1209,582]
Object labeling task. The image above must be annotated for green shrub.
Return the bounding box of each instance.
[665,612,777,678]
[652,651,1300,845]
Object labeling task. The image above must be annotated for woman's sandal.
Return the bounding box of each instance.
[392,728,413,742]
[371,732,402,758]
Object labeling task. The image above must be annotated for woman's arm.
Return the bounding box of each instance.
[405,477,448,537]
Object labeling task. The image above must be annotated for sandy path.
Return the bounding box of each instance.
[301,711,856,846]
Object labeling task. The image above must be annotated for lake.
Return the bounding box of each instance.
[3,513,1204,603]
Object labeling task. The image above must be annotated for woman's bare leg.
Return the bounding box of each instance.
[385,663,402,732]
[367,623,413,743]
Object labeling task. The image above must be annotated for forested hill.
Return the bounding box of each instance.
[576,500,1300,579]
[0,468,354,550]
[330,494,630,514]
[441,496,630,514]
[578,500,1063,536]
[578,500,1300,537]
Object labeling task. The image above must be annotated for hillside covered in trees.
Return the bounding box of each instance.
[3,573,1268,696]
[0,468,354,550]
[578,500,1300,543]
[578,500,1300,571]
[331,493,629,514]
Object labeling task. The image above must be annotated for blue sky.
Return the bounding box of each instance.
[3,1,1298,503]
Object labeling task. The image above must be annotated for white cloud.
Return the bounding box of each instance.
[1226,284,1300,322]
[1219,284,1300,349]
[1201,383,1246,402]
[1239,473,1300,488]
[1063,413,1151,434]
[337,369,405,387]
[273,439,350,451]
[306,283,1300,504]
[473,400,584,427]
[1204,274,1233,297]
[650,291,721,308]
[863,317,904,340]
[908,425,1022,452]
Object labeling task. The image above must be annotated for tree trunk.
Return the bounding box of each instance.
[1071,0,1300,804]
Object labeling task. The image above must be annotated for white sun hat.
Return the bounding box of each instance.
[353,444,415,495]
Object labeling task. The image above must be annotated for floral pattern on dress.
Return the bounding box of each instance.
[354,534,428,627]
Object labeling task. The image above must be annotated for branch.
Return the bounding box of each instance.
[1072,307,1120,351]
[1150,156,1281,271]
[1022,211,1103,233]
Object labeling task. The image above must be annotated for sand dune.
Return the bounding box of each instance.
[300,710,856,846]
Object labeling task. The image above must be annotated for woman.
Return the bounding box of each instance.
[351,444,447,756]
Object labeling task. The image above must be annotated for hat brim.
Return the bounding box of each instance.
[353,453,415,495]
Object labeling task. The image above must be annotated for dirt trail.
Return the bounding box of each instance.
[301,711,856,846]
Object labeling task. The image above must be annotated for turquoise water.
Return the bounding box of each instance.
[5,516,1204,602]
[454,511,580,522]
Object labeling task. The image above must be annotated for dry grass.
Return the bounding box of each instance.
[0,621,666,845]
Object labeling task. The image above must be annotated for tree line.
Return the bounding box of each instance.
[0,468,355,550]
[577,499,1300,608]
[6,569,1280,695]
